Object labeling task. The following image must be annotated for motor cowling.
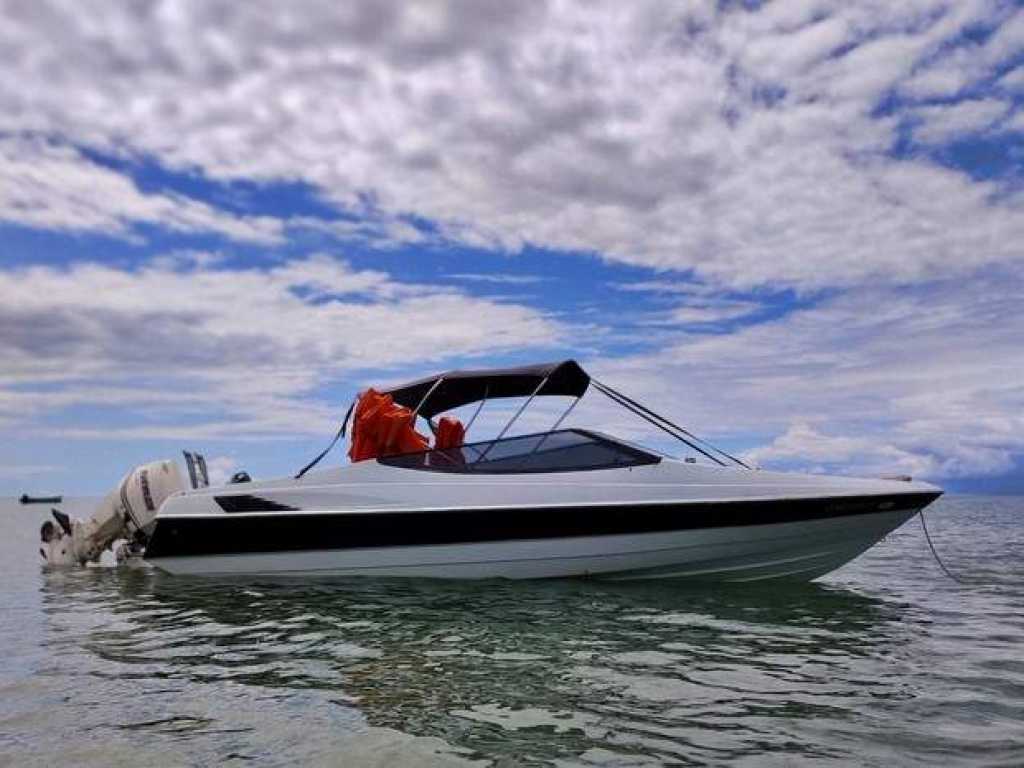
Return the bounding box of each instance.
[40,459,186,566]
[110,459,186,539]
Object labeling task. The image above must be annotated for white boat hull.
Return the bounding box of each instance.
[144,457,940,582]
[149,507,920,582]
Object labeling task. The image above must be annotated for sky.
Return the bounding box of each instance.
[2,0,1023,494]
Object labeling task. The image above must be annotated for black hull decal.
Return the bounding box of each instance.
[215,495,300,513]
[144,491,940,560]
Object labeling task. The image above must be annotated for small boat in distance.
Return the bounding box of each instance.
[20,494,63,505]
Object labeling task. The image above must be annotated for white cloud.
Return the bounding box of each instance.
[745,423,942,479]
[607,280,767,326]
[1000,66,1024,91]
[1005,110,1024,133]
[0,137,284,243]
[203,455,239,486]
[902,60,977,100]
[910,98,1012,144]
[899,7,1023,100]
[588,271,1024,481]
[0,254,570,438]
[981,8,1024,66]
[610,281,726,298]
[667,301,760,325]
[0,2,1020,289]
[743,422,1014,480]
[448,273,548,285]
[289,214,434,250]
[622,297,764,326]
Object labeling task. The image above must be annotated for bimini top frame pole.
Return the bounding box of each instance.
[476,374,551,462]
[411,376,445,420]
[519,393,582,466]
[462,385,489,434]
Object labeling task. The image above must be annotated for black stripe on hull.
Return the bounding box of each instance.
[144,491,940,560]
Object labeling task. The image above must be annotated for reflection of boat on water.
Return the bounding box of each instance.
[40,569,902,677]
[37,569,906,762]
[20,493,62,504]
[144,360,941,581]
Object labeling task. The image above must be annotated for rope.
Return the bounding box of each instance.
[295,398,356,479]
[591,378,749,468]
[918,508,967,584]
[591,381,726,466]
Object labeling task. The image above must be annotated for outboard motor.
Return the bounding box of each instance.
[40,459,187,567]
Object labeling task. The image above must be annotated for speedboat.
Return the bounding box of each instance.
[140,360,941,582]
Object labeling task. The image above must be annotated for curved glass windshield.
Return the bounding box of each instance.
[378,429,660,474]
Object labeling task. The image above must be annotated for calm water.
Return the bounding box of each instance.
[1,496,1022,767]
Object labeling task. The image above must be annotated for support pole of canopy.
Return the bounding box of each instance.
[549,395,580,433]
[411,377,445,420]
[462,386,489,435]
[476,374,550,462]
[518,394,582,467]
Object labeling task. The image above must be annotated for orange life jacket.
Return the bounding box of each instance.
[435,415,466,450]
[348,389,430,462]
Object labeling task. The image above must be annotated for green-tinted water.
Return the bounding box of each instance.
[1,496,1022,766]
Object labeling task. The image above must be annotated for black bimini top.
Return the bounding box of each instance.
[384,360,590,419]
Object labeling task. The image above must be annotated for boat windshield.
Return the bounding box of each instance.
[377,428,660,474]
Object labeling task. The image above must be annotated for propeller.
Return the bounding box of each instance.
[51,508,73,536]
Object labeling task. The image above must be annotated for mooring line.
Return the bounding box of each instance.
[919,508,967,584]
